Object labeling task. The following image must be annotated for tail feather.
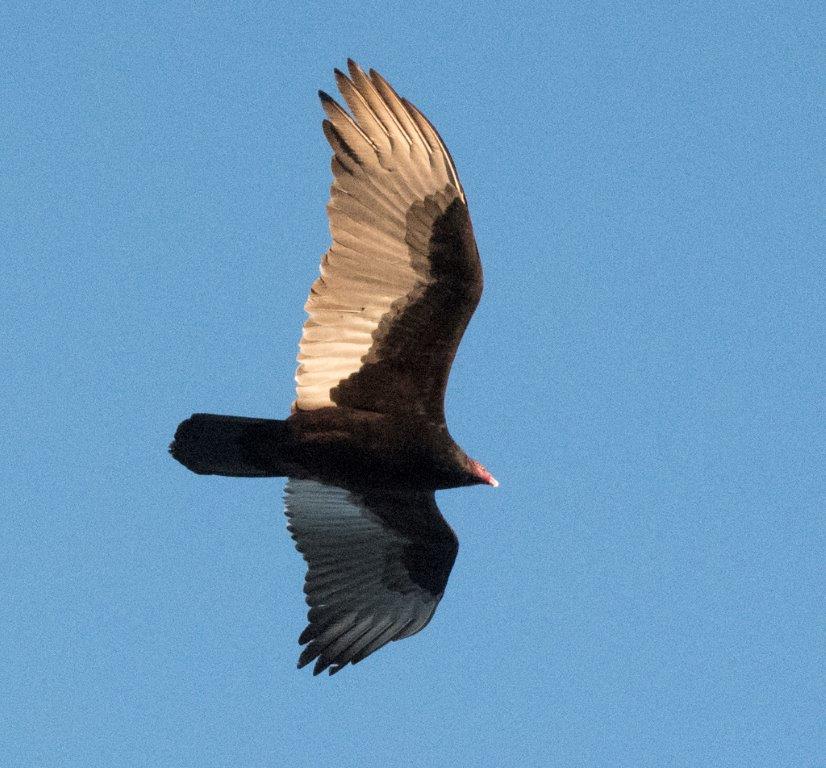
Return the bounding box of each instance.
[170,413,296,477]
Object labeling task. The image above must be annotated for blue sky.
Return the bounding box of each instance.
[2,1,823,766]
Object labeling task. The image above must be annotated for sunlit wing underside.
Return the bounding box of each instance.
[295,61,483,421]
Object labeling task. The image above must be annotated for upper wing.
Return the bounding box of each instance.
[295,61,483,421]
[284,478,458,675]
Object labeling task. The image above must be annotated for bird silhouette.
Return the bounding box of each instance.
[171,61,495,675]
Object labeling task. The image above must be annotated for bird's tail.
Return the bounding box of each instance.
[170,413,298,477]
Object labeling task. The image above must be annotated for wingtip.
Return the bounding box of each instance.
[367,67,388,91]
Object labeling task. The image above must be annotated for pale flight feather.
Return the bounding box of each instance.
[295,60,467,412]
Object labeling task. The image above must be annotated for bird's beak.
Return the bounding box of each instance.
[469,459,498,488]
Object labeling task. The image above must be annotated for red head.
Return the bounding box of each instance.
[468,458,499,487]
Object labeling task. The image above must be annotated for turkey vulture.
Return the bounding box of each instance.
[171,61,495,675]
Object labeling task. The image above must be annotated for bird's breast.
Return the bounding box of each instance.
[286,407,466,491]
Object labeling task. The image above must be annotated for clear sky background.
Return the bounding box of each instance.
[3,2,823,766]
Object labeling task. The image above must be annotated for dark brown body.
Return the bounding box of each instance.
[171,408,483,492]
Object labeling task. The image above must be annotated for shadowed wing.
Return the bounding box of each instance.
[295,61,483,421]
[284,479,458,675]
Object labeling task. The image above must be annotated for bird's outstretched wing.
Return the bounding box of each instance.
[295,60,483,422]
[284,478,458,675]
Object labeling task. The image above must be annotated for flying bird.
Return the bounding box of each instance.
[171,61,495,675]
